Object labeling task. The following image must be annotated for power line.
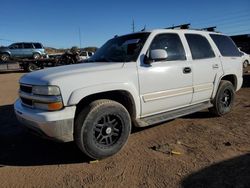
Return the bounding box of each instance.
[193,10,250,25]
[225,28,250,35]
[0,38,16,42]
[192,14,250,27]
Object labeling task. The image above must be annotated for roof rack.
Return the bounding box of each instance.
[165,23,191,29]
[201,26,217,32]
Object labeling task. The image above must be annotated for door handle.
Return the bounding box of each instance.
[183,67,191,74]
[212,64,219,69]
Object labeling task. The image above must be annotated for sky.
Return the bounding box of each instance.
[0,0,250,48]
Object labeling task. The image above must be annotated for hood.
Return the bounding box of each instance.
[20,62,124,86]
[0,46,8,50]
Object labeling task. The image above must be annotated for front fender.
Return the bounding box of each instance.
[67,83,141,118]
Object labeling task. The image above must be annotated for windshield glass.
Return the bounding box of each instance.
[86,33,150,62]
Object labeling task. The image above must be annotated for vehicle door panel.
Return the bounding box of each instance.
[184,33,223,103]
[138,33,193,117]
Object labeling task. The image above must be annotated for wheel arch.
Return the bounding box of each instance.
[212,74,238,99]
[74,90,138,124]
[220,74,237,90]
[2,51,11,55]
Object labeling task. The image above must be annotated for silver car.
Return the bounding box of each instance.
[0,42,47,61]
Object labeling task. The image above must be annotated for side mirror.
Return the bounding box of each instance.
[144,49,168,65]
[150,49,168,61]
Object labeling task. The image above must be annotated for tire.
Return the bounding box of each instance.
[74,99,131,159]
[243,60,248,68]
[33,53,41,59]
[27,63,38,72]
[1,53,10,62]
[209,80,235,116]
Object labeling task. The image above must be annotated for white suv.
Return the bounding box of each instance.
[14,29,243,159]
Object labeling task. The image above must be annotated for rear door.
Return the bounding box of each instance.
[209,34,242,85]
[22,43,34,58]
[138,33,193,117]
[184,33,223,104]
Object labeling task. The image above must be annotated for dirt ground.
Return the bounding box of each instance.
[0,66,250,188]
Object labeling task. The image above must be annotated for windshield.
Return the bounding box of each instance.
[86,33,150,62]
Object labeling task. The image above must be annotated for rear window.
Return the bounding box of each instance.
[185,34,215,60]
[210,34,241,57]
[33,43,43,49]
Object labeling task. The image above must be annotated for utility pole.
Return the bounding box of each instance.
[78,27,82,48]
[132,19,135,33]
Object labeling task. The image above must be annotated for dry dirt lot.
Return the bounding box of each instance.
[0,67,250,188]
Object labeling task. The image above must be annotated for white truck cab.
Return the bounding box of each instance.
[14,29,243,159]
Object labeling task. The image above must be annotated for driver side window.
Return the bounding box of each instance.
[149,33,186,61]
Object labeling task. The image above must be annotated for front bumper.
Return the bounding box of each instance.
[14,99,76,142]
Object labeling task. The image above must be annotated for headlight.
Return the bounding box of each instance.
[32,86,61,96]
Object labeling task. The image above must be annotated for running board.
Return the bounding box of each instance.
[135,101,213,127]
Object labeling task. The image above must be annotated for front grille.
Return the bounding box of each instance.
[20,97,33,107]
[20,84,32,93]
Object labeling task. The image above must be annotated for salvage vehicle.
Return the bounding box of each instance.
[14,28,243,159]
[79,51,94,61]
[0,42,47,61]
[239,49,250,68]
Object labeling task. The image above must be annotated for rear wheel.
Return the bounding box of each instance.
[74,99,131,159]
[209,80,235,116]
[243,60,248,68]
[27,63,38,72]
[1,53,10,62]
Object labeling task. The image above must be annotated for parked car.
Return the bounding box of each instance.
[0,42,47,61]
[239,49,250,68]
[15,29,242,160]
[79,51,94,61]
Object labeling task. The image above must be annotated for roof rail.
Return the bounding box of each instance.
[165,23,191,29]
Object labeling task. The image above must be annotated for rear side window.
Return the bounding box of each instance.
[23,43,34,49]
[150,33,186,61]
[185,34,215,60]
[33,43,43,49]
[210,34,241,57]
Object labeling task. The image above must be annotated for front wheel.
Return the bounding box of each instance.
[209,81,235,116]
[74,99,131,159]
[33,53,41,59]
[1,53,10,62]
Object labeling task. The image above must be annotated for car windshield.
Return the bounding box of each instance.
[86,33,150,62]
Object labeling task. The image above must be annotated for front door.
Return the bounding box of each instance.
[9,43,23,57]
[138,33,193,117]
